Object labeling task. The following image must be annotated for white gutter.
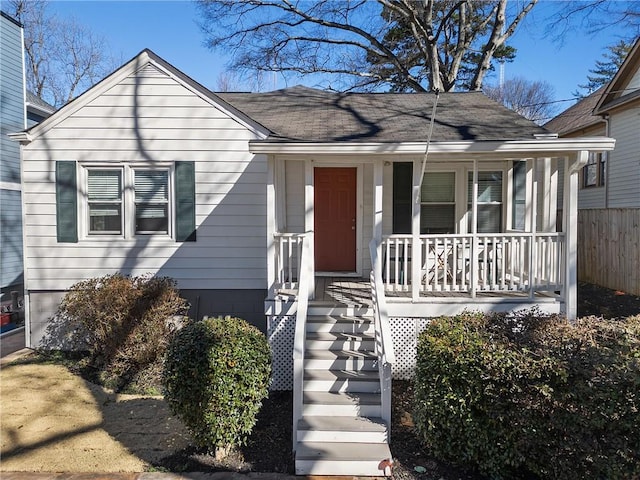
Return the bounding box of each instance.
[8,132,32,144]
[248,137,616,156]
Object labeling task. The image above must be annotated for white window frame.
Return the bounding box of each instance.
[80,164,174,240]
[86,167,123,235]
[420,170,457,234]
[466,169,505,234]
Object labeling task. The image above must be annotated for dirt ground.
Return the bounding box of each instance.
[1,282,638,477]
[0,362,191,472]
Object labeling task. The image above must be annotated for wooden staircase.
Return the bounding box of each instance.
[294,307,393,476]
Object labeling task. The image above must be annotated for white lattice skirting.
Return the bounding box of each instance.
[267,315,430,389]
[267,315,296,390]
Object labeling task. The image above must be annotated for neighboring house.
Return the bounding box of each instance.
[1,12,26,306]
[1,12,54,332]
[545,37,640,295]
[11,50,614,476]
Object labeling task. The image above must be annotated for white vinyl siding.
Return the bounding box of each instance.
[607,109,640,208]
[21,62,267,290]
[628,67,640,92]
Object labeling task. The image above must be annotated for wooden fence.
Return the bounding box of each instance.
[578,208,640,296]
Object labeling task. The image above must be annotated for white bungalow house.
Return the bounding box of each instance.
[12,50,615,476]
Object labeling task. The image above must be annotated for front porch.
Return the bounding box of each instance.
[269,231,566,318]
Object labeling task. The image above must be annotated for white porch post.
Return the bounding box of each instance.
[304,160,315,299]
[411,159,422,301]
[266,154,277,296]
[563,151,588,321]
[529,159,538,299]
[470,159,478,298]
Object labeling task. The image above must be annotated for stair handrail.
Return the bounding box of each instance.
[369,238,395,429]
[292,234,311,451]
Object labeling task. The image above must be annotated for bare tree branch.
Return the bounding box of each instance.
[7,0,117,107]
[196,0,539,92]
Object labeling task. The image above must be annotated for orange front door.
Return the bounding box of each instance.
[314,167,357,272]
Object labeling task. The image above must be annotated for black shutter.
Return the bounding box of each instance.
[55,161,78,243]
[393,162,412,233]
[175,161,196,242]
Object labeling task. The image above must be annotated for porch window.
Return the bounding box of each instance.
[582,152,605,188]
[421,172,456,234]
[468,171,503,233]
[88,169,122,234]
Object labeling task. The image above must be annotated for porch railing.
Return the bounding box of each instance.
[382,233,565,296]
[369,239,395,432]
[292,235,311,451]
[274,233,304,288]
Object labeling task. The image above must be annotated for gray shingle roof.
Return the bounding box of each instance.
[218,85,549,143]
[26,91,55,114]
[544,87,605,136]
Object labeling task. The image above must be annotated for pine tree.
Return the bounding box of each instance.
[574,40,633,97]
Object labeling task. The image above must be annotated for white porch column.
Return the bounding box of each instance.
[411,159,422,301]
[266,154,277,296]
[529,158,539,299]
[304,160,315,299]
[563,151,589,321]
[470,159,478,298]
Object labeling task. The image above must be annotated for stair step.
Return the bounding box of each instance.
[306,315,374,334]
[304,369,380,393]
[295,442,393,476]
[305,350,378,370]
[297,416,387,443]
[307,306,374,317]
[305,331,375,351]
[303,391,381,416]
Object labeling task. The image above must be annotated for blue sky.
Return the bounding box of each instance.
[48,0,630,114]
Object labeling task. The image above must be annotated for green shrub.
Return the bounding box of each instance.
[414,310,640,480]
[56,273,190,392]
[162,316,271,455]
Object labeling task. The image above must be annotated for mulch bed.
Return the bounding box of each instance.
[126,283,640,477]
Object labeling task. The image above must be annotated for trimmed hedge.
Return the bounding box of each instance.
[414,310,640,479]
[162,316,271,454]
[57,273,189,392]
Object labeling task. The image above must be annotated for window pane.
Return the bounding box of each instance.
[136,204,168,233]
[135,171,168,202]
[89,203,122,233]
[584,164,597,187]
[468,171,503,203]
[421,205,455,234]
[477,205,502,233]
[421,172,455,202]
[88,170,121,201]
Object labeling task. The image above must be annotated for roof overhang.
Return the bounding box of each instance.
[248,136,616,157]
